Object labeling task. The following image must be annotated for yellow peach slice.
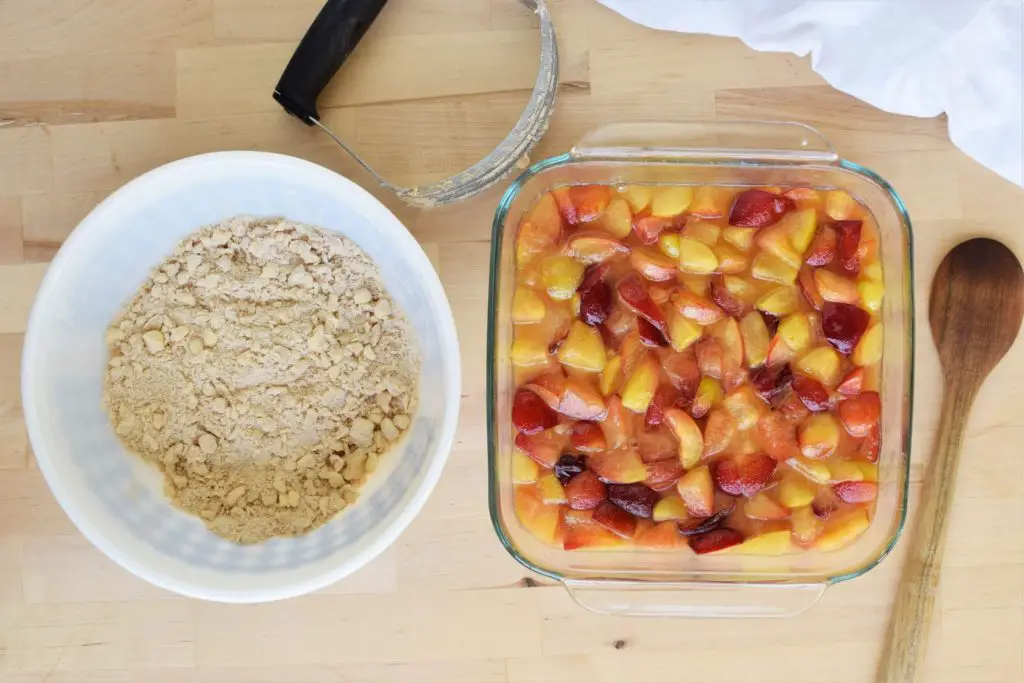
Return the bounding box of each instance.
[857,279,884,314]
[852,322,883,367]
[510,333,549,367]
[620,355,660,413]
[652,495,690,522]
[828,459,865,483]
[537,473,567,505]
[512,286,546,324]
[756,285,800,316]
[786,456,831,485]
[658,232,680,259]
[651,186,694,217]
[622,185,654,213]
[713,243,750,274]
[723,226,758,251]
[667,310,703,353]
[665,408,704,469]
[512,451,540,484]
[777,474,817,508]
[600,354,623,396]
[690,185,733,219]
[751,252,799,285]
[722,386,762,430]
[557,321,606,373]
[778,313,811,353]
[798,413,841,459]
[724,274,759,303]
[791,505,824,545]
[541,255,584,300]
[678,237,719,274]
[795,347,842,387]
[682,220,721,247]
[786,208,818,253]
[739,311,770,368]
[725,530,795,555]
[825,190,857,220]
[691,376,723,419]
[814,269,859,304]
[601,197,633,239]
[815,508,870,551]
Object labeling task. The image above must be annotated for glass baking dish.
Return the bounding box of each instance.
[486,122,914,617]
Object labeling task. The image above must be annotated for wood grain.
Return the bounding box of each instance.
[877,239,1024,683]
[1,0,1024,681]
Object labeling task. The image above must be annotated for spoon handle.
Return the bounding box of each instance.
[876,380,978,683]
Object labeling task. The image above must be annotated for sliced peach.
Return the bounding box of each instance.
[784,208,818,254]
[690,376,722,419]
[678,237,719,274]
[690,185,733,219]
[653,496,690,522]
[657,232,680,259]
[677,465,714,517]
[525,192,563,241]
[601,197,633,239]
[514,485,560,544]
[857,279,884,314]
[558,378,607,420]
[739,311,770,368]
[782,187,825,208]
[565,233,630,265]
[836,367,864,396]
[795,347,842,387]
[541,255,585,300]
[650,186,694,217]
[695,337,724,379]
[751,252,798,285]
[663,350,701,399]
[828,459,865,483]
[713,243,750,274]
[522,371,567,410]
[852,322,883,367]
[805,225,837,267]
[786,456,831,485]
[551,186,578,226]
[634,215,672,245]
[511,451,540,484]
[726,530,794,555]
[600,354,623,396]
[510,332,550,367]
[722,386,762,430]
[680,273,710,297]
[710,317,744,369]
[556,321,606,373]
[516,221,554,268]
[757,222,803,268]
[631,246,678,282]
[778,313,811,353]
[622,185,654,213]
[745,492,790,521]
[682,220,721,247]
[777,474,817,508]
[791,505,824,545]
[569,185,611,222]
[814,269,859,304]
[667,310,703,353]
[511,286,546,323]
[600,396,632,450]
[702,408,736,457]
[664,407,703,469]
[862,258,883,282]
[798,265,825,310]
[571,421,607,453]
[755,286,799,316]
[838,391,880,437]
[538,473,567,505]
[635,520,681,549]
[673,289,725,325]
[799,413,841,459]
[723,274,758,303]
[858,462,879,482]
[645,459,685,491]
[766,334,797,367]
[620,355,660,413]
[563,524,625,550]
[722,226,758,251]
[758,413,799,461]
[825,190,858,221]
[590,449,647,484]
[815,507,870,551]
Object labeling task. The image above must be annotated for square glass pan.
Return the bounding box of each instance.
[487,122,914,617]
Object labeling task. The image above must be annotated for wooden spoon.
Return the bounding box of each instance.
[876,238,1024,683]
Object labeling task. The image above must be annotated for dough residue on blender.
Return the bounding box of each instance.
[102,216,420,544]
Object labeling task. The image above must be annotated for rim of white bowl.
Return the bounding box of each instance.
[21,151,461,603]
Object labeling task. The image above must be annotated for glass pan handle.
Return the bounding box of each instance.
[571,121,839,165]
[563,579,826,618]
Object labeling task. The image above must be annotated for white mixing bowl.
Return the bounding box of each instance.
[21,152,460,602]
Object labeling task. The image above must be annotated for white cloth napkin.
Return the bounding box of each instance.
[595,0,1024,188]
